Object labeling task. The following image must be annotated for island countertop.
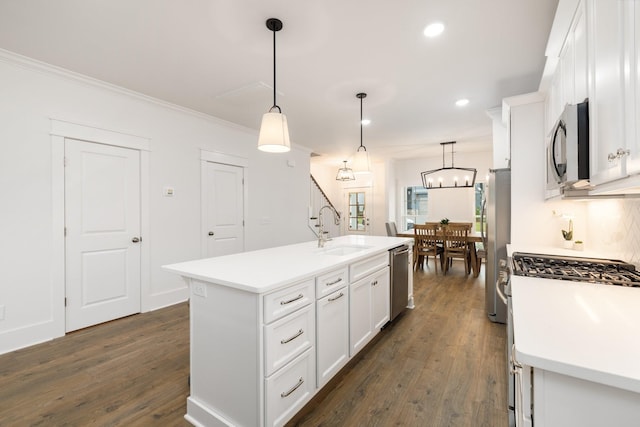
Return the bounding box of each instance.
[162,235,411,294]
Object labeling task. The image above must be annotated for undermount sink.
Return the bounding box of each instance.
[321,245,372,256]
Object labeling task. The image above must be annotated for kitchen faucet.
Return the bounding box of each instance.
[317,205,340,247]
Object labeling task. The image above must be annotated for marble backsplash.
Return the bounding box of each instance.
[586,198,640,267]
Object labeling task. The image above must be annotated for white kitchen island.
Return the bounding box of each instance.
[163,235,411,427]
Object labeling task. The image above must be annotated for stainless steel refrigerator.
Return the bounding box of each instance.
[483,168,510,324]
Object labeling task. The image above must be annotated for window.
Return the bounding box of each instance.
[348,191,366,231]
[474,182,485,232]
[402,186,428,230]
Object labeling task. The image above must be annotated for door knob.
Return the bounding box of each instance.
[132,237,140,243]
[208,231,214,236]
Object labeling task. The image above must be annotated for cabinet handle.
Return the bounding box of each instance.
[280,377,304,398]
[372,280,378,286]
[326,277,343,286]
[328,292,344,302]
[280,294,304,305]
[280,329,304,344]
[608,148,631,162]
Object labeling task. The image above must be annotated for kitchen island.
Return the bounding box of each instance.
[508,245,640,426]
[163,235,411,427]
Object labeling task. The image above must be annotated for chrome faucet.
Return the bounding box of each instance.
[317,205,340,247]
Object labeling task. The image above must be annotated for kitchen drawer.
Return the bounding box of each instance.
[264,304,315,377]
[315,267,348,299]
[350,252,388,283]
[264,279,314,324]
[265,348,315,427]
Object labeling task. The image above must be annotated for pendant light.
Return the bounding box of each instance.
[336,160,355,181]
[352,92,371,174]
[420,141,477,189]
[258,18,291,153]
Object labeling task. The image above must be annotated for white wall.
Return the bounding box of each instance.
[394,150,493,229]
[0,52,312,355]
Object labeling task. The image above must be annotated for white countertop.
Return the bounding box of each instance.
[511,265,640,394]
[163,235,412,294]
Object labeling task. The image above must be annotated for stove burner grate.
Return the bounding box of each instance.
[511,253,640,287]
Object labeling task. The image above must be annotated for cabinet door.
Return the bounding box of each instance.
[316,289,349,388]
[588,0,626,184]
[626,1,640,175]
[371,267,390,331]
[349,276,372,356]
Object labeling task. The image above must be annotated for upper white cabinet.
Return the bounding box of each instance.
[624,1,640,177]
[587,0,626,185]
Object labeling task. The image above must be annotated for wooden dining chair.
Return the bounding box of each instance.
[413,224,444,272]
[442,224,471,275]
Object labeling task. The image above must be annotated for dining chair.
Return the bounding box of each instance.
[385,221,398,236]
[413,224,444,272]
[442,224,471,275]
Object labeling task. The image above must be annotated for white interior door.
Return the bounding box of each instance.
[65,139,141,332]
[203,161,245,257]
[343,187,373,235]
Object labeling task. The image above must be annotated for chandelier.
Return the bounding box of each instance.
[421,141,477,189]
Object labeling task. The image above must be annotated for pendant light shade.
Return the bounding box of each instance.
[258,18,291,153]
[353,92,371,174]
[258,110,290,152]
[336,160,355,181]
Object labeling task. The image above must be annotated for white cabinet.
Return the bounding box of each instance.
[519,366,640,426]
[349,266,390,355]
[588,0,627,185]
[316,287,349,388]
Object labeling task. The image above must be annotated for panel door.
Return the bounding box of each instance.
[65,139,141,332]
[343,187,372,235]
[203,161,244,257]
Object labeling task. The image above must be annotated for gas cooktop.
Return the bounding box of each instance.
[511,252,640,287]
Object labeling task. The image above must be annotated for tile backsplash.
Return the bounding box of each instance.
[587,199,640,267]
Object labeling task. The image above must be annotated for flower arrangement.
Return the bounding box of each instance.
[562,219,573,241]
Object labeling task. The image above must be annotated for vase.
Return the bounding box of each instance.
[562,240,573,249]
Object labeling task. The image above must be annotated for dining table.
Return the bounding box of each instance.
[397,229,484,277]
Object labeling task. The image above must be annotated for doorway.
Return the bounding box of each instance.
[343,187,373,235]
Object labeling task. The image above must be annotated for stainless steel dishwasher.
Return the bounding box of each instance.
[389,245,410,321]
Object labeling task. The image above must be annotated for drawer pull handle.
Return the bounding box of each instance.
[281,329,304,344]
[328,292,344,302]
[326,277,343,286]
[280,294,304,305]
[281,377,304,398]
[372,280,378,286]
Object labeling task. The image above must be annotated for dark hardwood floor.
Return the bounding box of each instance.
[0,261,507,427]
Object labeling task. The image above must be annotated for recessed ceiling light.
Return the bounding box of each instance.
[423,22,445,38]
[456,98,469,107]
[361,119,371,126]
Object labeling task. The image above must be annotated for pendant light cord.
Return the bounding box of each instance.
[357,93,366,152]
[272,27,278,111]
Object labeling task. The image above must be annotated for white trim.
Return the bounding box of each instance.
[51,120,151,327]
[51,118,150,151]
[200,149,249,167]
[200,150,249,258]
[0,48,257,136]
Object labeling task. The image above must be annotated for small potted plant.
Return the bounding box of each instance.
[562,219,573,249]
[573,240,584,251]
[439,218,449,230]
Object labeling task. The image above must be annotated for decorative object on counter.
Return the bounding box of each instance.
[573,240,584,251]
[335,160,355,181]
[352,92,371,174]
[258,18,291,153]
[561,219,573,248]
[420,141,477,189]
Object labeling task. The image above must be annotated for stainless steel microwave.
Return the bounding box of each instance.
[546,100,589,191]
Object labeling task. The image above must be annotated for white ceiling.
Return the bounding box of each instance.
[0,0,558,165]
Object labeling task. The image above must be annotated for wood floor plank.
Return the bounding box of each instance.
[1,261,507,427]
